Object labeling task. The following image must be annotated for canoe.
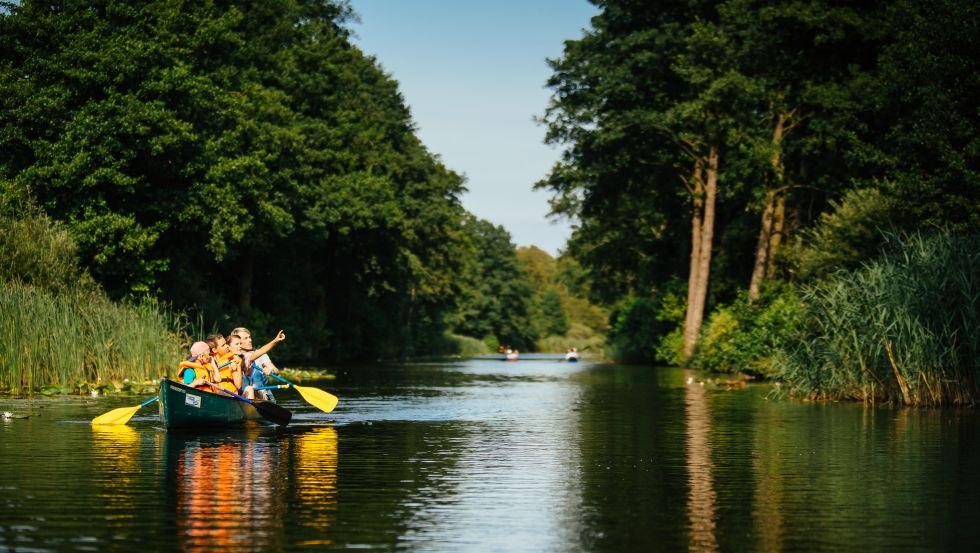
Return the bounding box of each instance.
[158,378,262,429]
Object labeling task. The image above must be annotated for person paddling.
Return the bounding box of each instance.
[565,347,580,362]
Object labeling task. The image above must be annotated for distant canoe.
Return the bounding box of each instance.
[158,379,263,430]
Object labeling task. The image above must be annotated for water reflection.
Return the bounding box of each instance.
[291,426,339,545]
[167,425,279,553]
[91,423,142,541]
[684,371,718,552]
[5,363,980,552]
[91,424,139,462]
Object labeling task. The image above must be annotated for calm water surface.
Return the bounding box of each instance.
[2,356,979,552]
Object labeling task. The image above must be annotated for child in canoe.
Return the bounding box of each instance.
[178,341,217,391]
[206,333,243,394]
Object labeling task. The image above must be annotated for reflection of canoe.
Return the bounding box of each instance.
[158,379,261,429]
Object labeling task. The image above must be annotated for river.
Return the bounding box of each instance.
[1,355,978,552]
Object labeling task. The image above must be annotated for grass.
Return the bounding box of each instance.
[0,281,182,396]
[774,231,979,406]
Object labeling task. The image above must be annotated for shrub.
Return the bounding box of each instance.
[690,285,804,375]
[0,191,96,294]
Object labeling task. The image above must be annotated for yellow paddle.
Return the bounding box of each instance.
[269,373,339,413]
[91,396,158,425]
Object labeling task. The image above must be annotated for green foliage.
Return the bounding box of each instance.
[0,196,183,394]
[653,282,690,366]
[606,297,662,364]
[482,334,499,354]
[654,326,686,367]
[537,1,697,303]
[0,189,95,294]
[870,0,980,233]
[440,333,490,357]
[689,285,804,375]
[774,231,980,406]
[536,323,605,356]
[538,289,570,337]
[536,0,890,373]
[538,0,977,397]
[515,246,609,351]
[0,1,471,363]
[788,188,897,281]
[451,217,536,350]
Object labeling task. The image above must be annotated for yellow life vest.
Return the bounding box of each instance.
[214,353,239,393]
[178,361,212,391]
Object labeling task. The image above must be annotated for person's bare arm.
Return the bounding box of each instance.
[249,330,285,362]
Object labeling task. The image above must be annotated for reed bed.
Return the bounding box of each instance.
[775,232,979,406]
[0,281,182,395]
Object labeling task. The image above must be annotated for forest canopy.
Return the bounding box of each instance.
[0,0,473,361]
[538,0,978,363]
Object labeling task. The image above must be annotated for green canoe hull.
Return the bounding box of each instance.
[158,378,260,429]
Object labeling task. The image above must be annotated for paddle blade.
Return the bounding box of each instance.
[254,400,292,426]
[294,385,339,413]
[92,405,141,425]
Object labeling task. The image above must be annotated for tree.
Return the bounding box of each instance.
[451,216,535,350]
[540,0,760,360]
[538,289,570,337]
[0,0,472,362]
[870,0,979,232]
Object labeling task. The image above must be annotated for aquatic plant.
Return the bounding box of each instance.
[0,281,182,395]
[774,231,979,405]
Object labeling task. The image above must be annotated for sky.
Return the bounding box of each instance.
[346,0,599,256]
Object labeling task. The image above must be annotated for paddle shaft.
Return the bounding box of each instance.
[207,383,291,426]
[270,372,299,387]
[138,396,158,408]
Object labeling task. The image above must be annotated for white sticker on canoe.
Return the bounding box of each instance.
[185,394,202,408]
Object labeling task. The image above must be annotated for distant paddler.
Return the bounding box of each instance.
[565,347,580,362]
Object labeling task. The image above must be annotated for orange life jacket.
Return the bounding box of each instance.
[178,361,213,392]
[213,353,239,393]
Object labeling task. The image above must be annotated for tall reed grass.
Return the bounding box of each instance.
[774,232,979,406]
[0,281,182,395]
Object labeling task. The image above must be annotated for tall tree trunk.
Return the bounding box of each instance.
[766,190,786,279]
[748,110,788,303]
[683,158,705,360]
[748,189,776,302]
[683,145,718,361]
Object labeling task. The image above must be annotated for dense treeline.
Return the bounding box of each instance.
[1,0,469,363]
[0,0,604,372]
[539,0,978,403]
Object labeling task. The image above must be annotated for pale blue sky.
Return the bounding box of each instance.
[347,1,599,256]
